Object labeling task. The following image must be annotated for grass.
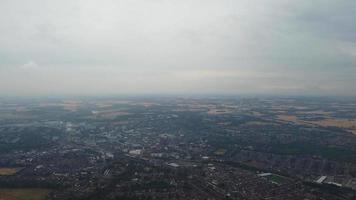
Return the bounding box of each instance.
[214,148,227,156]
[0,188,50,200]
[267,174,288,184]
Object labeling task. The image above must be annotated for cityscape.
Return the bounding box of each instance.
[0,96,355,199]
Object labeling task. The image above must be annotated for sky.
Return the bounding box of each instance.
[0,0,355,96]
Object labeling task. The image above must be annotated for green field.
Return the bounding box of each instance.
[267,174,289,184]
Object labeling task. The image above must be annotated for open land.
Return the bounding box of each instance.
[0,188,50,200]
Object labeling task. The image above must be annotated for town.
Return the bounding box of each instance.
[0,96,356,199]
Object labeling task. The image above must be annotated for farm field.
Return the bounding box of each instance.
[0,188,50,200]
[0,167,23,176]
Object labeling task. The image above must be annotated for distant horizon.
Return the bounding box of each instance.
[1,93,356,100]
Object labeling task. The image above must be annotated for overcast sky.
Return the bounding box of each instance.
[0,0,355,96]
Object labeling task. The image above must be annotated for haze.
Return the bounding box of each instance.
[0,0,355,96]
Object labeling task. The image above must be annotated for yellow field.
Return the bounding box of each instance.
[0,168,23,176]
[0,188,50,200]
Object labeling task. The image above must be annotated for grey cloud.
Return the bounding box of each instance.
[294,1,356,42]
[0,0,355,96]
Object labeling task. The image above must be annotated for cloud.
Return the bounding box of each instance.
[0,0,355,96]
[19,61,40,70]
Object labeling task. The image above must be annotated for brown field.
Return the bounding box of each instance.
[217,122,231,126]
[62,100,83,111]
[292,106,309,110]
[271,105,307,110]
[244,121,277,126]
[0,111,34,120]
[141,102,157,107]
[38,102,82,112]
[277,115,300,124]
[251,111,263,116]
[0,188,50,200]
[15,107,30,112]
[352,130,356,135]
[0,168,23,176]
[95,100,131,108]
[62,104,80,111]
[277,115,356,134]
[207,109,233,115]
[312,119,356,129]
[173,108,202,112]
[178,103,238,114]
[296,110,332,115]
[92,110,130,119]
